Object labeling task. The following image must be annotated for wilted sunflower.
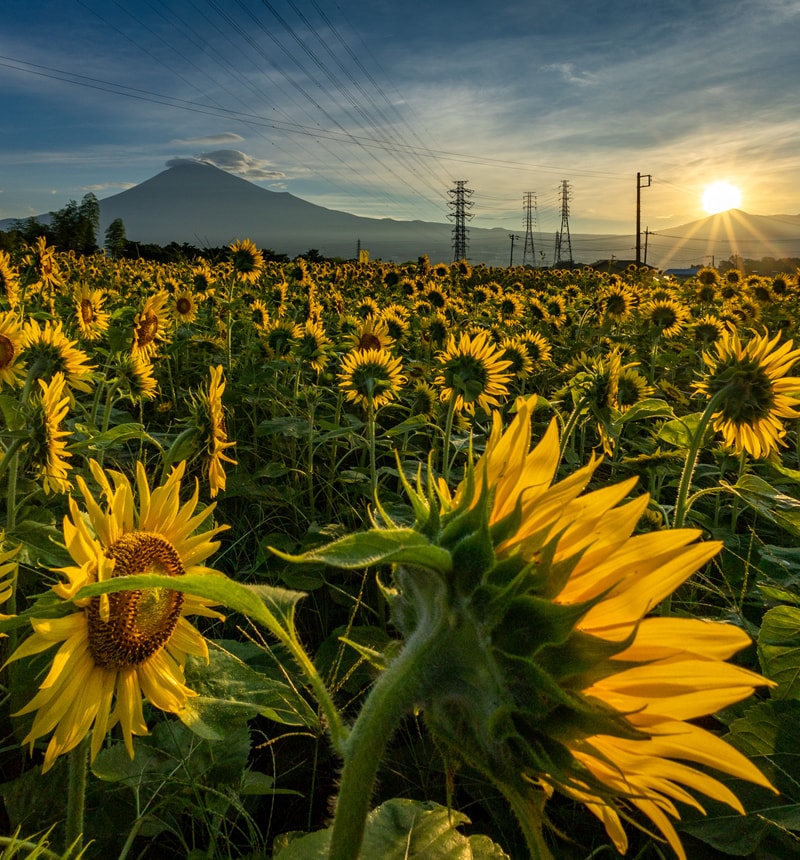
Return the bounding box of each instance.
[189,365,237,498]
[338,348,405,410]
[73,284,110,341]
[347,314,395,353]
[0,250,20,306]
[229,238,265,284]
[115,352,158,402]
[22,319,95,394]
[6,459,227,772]
[285,396,774,860]
[0,310,27,390]
[641,298,689,339]
[131,290,171,359]
[434,330,513,414]
[26,371,72,495]
[694,329,800,458]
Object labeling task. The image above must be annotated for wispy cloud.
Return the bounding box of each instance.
[170,133,244,146]
[166,150,285,181]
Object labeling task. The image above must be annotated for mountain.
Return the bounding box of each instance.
[2,162,798,268]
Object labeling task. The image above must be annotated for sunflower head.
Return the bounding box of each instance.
[337,348,406,410]
[434,331,513,414]
[229,239,265,283]
[279,396,774,858]
[22,319,95,393]
[694,329,800,458]
[0,310,27,390]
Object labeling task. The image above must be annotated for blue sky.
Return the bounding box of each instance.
[1,0,798,238]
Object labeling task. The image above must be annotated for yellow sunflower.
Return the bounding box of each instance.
[27,371,72,494]
[0,250,21,307]
[694,329,800,458]
[229,238,265,284]
[434,330,513,414]
[5,459,227,772]
[173,289,199,325]
[337,348,406,410]
[73,284,110,341]
[0,310,27,390]
[499,336,534,380]
[115,352,158,402]
[262,318,300,360]
[347,314,395,353]
[22,319,95,394]
[293,319,333,375]
[0,536,20,629]
[131,290,171,359]
[189,365,237,498]
[641,297,689,338]
[248,298,270,333]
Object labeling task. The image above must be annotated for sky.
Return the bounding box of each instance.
[1,0,799,245]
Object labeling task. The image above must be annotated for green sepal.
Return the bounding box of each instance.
[450,521,495,598]
[537,625,639,688]
[269,528,452,576]
[492,593,594,657]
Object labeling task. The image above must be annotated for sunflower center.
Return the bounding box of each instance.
[0,334,15,369]
[357,332,382,351]
[80,298,95,324]
[176,297,192,316]
[136,311,159,348]
[87,532,185,670]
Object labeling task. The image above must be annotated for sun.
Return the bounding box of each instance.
[702,181,742,215]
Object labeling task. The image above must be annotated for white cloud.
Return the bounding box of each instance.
[166,150,285,181]
[170,133,245,146]
[542,63,598,87]
[83,181,137,192]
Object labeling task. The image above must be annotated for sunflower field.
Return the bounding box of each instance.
[1,237,800,859]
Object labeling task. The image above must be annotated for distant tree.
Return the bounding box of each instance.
[300,248,324,263]
[104,218,128,258]
[49,192,100,253]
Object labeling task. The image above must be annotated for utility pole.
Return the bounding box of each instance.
[636,172,651,266]
[509,234,520,267]
[522,192,537,267]
[448,180,473,262]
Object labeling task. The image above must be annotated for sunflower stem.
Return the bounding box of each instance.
[558,392,589,462]
[663,385,731,615]
[441,393,457,484]
[366,397,378,504]
[328,616,446,860]
[65,735,89,853]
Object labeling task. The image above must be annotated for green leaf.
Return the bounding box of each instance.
[657,411,705,449]
[179,648,319,738]
[76,572,306,647]
[274,798,510,859]
[758,605,800,699]
[617,397,675,424]
[731,475,800,538]
[70,421,160,451]
[270,528,452,575]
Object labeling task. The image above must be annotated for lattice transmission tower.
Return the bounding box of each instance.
[522,192,537,267]
[448,180,473,262]
[553,179,573,268]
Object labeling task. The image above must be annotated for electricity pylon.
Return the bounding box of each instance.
[553,180,573,268]
[522,192,537,267]
[448,180,473,262]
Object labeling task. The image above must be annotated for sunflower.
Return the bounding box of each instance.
[25,236,63,298]
[22,319,95,394]
[694,329,800,458]
[191,261,216,297]
[543,294,568,328]
[287,396,774,860]
[641,298,689,339]
[0,250,20,307]
[601,283,636,321]
[500,336,533,380]
[434,330,513,414]
[406,380,438,419]
[131,290,171,359]
[189,365,237,498]
[496,292,524,324]
[380,309,410,346]
[73,284,110,341]
[0,310,27,390]
[693,314,728,347]
[354,296,380,320]
[617,365,655,411]
[0,537,20,628]
[173,289,199,325]
[115,352,158,402]
[338,348,405,411]
[518,330,553,369]
[262,319,300,360]
[229,238,265,284]
[248,299,270,333]
[26,372,72,495]
[6,459,227,772]
[293,319,333,375]
[347,314,395,353]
